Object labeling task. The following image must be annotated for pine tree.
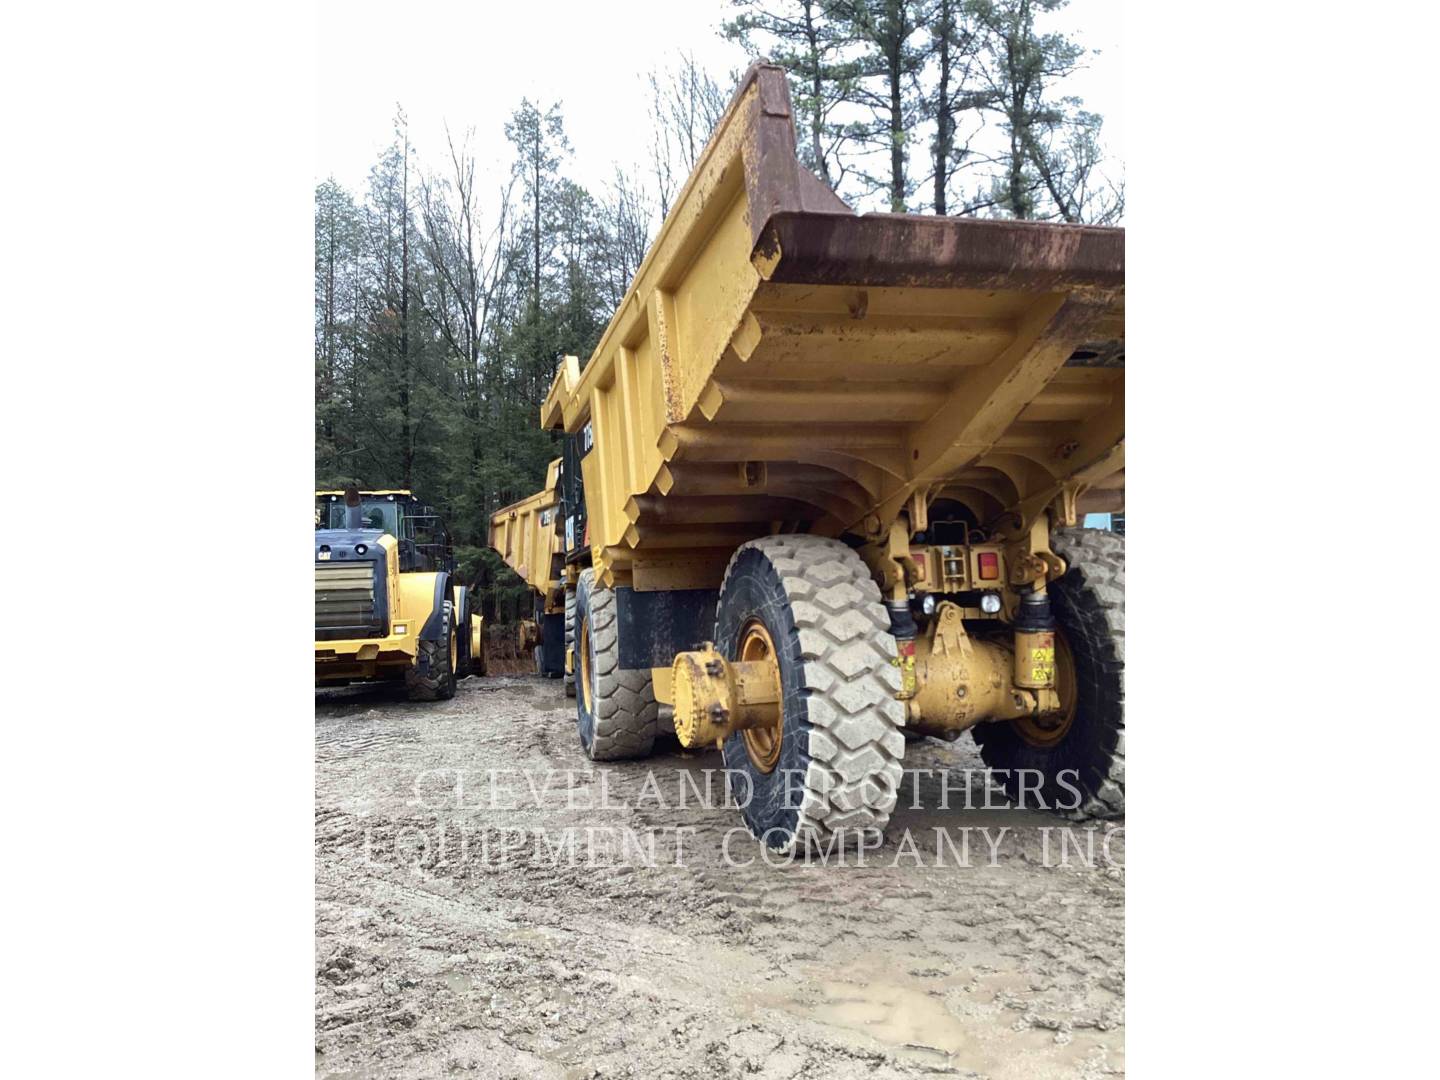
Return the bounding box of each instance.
[925,0,990,214]
[723,1,856,189]
[970,0,1119,222]
[314,179,364,484]
[825,0,927,211]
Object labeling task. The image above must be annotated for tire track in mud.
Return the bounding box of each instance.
[316,676,1124,1080]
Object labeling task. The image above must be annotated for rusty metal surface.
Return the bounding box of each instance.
[755,212,1124,292]
[727,62,1123,293]
[531,61,1124,592]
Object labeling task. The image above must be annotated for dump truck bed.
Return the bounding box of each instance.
[542,63,1123,592]
[488,458,562,595]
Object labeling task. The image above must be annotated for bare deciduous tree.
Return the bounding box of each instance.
[646,54,730,217]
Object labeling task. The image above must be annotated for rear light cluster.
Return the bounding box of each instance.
[908,548,929,583]
[977,552,1000,580]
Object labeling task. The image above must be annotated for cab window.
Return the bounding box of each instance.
[324,499,398,535]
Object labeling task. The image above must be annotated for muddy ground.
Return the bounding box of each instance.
[316,675,1124,1079]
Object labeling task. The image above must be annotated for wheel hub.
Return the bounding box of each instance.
[670,627,784,755]
[578,616,593,713]
[738,621,784,774]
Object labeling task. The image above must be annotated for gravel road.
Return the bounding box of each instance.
[316,675,1124,1079]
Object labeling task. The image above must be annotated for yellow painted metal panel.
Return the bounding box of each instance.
[529,62,1123,591]
[488,461,561,593]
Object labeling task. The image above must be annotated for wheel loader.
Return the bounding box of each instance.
[493,63,1125,850]
[315,489,483,700]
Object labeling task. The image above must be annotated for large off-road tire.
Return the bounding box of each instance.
[455,594,473,678]
[405,600,457,702]
[574,568,657,759]
[563,585,577,698]
[971,527,1124,818]
[717,535,905,851]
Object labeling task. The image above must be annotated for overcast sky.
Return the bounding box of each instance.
[315,0,1122,207]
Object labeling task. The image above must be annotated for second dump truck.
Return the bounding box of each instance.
[493,64,1125,850]
[488,459,572,691]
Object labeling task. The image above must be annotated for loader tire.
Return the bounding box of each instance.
[717,535,905,851]
[455,596,473,678]
[406,600,457,702]
[563,585,576,698]
[972,527,1124,819]
[574,568,657,760]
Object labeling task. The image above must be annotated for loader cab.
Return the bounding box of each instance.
[315,490,456,574]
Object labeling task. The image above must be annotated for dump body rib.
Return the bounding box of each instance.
[540,63,1123,591]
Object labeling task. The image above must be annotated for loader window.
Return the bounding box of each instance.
[323,500,398,535]
[361,502,398,535]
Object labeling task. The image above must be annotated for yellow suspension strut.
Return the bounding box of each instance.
[887,581,919,703]
[876,518,919,702]
[1012,586,1060,714]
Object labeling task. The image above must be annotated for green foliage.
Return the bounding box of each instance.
[316,30,1122,625]
[723,0,1121,220]
[315,101,639,621]
[724,1,860,190]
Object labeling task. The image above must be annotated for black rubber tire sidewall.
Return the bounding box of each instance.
[972,551,1121,813]
[573,572,599,755]
[455,594,471,677]
[716,546,811,844]
[436,602,457,699]
[406,599,457,701]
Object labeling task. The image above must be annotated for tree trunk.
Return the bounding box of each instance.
[400,127,414,490]
[804,0,832,188]
[322,202,337,440]
[889,53,904,212]
[532,148,542,317]
[933,0,953,215]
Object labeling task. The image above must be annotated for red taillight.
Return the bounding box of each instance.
[978,552,999,580]
[909,549,928,582]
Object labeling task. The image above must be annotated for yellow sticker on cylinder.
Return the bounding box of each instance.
[1025,631,1056,685]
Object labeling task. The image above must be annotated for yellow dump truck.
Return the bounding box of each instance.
[500,63,1124,850]
[487,459,572,691]
[316,489,483,698]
